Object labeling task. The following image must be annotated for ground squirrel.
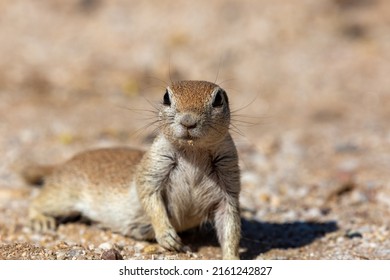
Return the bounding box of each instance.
[24,80,241,260]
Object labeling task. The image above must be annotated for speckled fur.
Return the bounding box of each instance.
[26,80,241,259]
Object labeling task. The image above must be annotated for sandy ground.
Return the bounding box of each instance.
[1,0,390,259]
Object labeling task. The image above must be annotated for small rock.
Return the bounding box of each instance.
[241,171,260,187]
[345,230,363,239]
[350,191,368,204]
[101,249,123,260]
[336,236,345,243]
[142,245,159,254]
[186,251,198,258]
[270,196,281,207]
[182,245,191,253]
[259,193,271,203]
[56,251,66,260]
[334,142,359,153]
[69,249,85,258]
[320,207,331,215]
[283,210,298,220]
[134,244,145,253]
[55,241,69,250]
[98,242,113,250]
[305,208,322,219]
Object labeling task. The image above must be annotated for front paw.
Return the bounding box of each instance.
[29,211,56,232]
[155,228,183,252]
[223,254,240,260]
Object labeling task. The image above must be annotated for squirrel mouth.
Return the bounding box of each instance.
[174,129,201,145]
[177,134,197,146]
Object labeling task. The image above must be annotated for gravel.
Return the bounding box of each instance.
[1,0,390,260]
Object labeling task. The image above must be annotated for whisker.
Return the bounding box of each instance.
[231,95,259,114]
[207,120,246,138]
[169,57,173,84]
[115,105,158,116]
[231,119,267,128]
[144,76,169,88]
[214,56,224,84]
[140,96,161,113]
[129,119,162,139]
[231,113,273,127]
[138,84,167,94]
[229,122,245,137]
[206,122,226,137]
[151,124,165,136]
[136,116,160,122]
[216,78,236,87]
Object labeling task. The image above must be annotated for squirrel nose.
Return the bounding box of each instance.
[180,114,197,129]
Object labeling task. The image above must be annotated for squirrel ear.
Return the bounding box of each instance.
[163,90,171,106]
[212,89,224,108]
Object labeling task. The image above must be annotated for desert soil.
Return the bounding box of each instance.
[1,0,390,260]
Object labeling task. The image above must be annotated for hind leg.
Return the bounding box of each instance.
[29,184,80,232]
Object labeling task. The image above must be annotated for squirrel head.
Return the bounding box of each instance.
[159,80,231,148]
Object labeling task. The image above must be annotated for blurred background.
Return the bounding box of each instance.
[1,0,390,259]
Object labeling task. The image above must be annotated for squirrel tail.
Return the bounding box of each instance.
[21,164,56,186]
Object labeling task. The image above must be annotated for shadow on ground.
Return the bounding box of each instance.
[181,218,338,259]
[240,219,338,259]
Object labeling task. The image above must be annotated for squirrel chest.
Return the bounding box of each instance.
[160,151,225,230]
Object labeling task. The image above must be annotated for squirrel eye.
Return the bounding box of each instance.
[163,90,171,106]
[212,90,224,107]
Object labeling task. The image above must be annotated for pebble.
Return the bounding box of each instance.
[350,191,368,204]
[345,230,363,239]
[134,244,145,254]
[283,210,299,220]
[68,249,85,258]
[305,208,322,219]
[336,236,345,243]
[241,171,261,187]
[142,245,159,254]
[334,142,359,153]
[56,251,66,260]
[101,249,123,260]
[98,242,113,250]
[55,241,69,250]
[186,252,199,259]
